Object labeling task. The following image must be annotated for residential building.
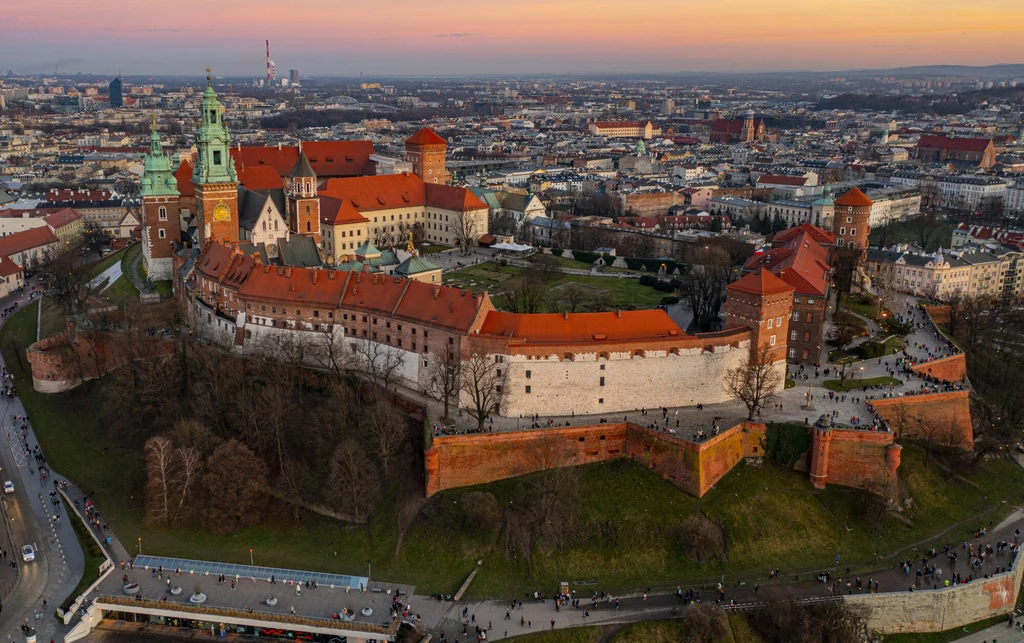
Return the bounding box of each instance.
[588,121,661,139]
[913,135,996,169]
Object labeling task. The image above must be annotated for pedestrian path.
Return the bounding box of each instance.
[85,261,123,293]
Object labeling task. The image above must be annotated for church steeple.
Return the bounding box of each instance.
[287,147,320,241]
[193,68,240,251]
[140,117,180,280]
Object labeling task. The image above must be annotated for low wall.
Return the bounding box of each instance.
[812,428,899,494]
[425,422,766,498]
[911,354,967,383]
[846,548,1023,634]
[871,390,973,448]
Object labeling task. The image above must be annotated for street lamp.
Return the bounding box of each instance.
[250,548,254,566]
[138,537,142,555]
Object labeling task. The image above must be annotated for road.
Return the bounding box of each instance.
[0,281,84,642]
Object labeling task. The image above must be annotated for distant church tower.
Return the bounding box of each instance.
[741,108,755,143]
[288,146,321,243]
[405,127,448,184]
[194,69,239,251]
[140,118,179,280]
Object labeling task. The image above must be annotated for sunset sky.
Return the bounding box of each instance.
[5,0,1024,77]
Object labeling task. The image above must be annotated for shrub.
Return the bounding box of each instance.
[855,341,887,360]
[660,295,680,305]
[550,248,564,257]
[602,253,616,266]
[638,275,657,287]
[653,281,674,293]
[674,513,725,563]
[764,423,810,468]
[572,250,600,265]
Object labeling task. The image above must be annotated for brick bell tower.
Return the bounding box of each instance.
[140,117,180,280]
[287,146,320,243]
[832,186,873,262]
[405,127,448,184]
[725,267,795,365]
[194,68,239,251]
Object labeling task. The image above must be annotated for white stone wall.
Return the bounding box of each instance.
[495,340,752,417]
[145,256,173,281]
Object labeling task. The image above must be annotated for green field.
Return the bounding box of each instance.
[100,274,140,305]
[81,247,128,282]
[3,304,1023,601]
[39,297,66,339]
[508,627,603,642]
[531,254,597,271]
[444,262,664,311]
[823,376,902,391]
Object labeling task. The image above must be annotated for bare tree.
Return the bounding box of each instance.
[425,351,461,420]
[327,439,381,523]
[355,340,405,391]
[495,276,548,314]
[726,344,783,420]
[459,350,502,431]
[367,395,407,480]
[310,322,353,380]
[678,245,732,332]
[144,436,176,528]
[887,403,916,441]
[557,283,589,313]
[452,209,482,255]
[172,446,203,522]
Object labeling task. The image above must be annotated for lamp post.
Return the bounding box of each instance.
[367,559,371,583]
[138,537,142,556]
[249,548,254,566]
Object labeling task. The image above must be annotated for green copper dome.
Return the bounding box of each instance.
[193,69,238,186]
[140,120,179,197]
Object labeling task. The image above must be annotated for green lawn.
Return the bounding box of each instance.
[840,292,882,321]
[154,280,174,297]
[445,262,663,312]
[533,254,596,271]
[100,274,139,305]
[39,297,66,339]
[4,301,1024,601]
[60,497,107,611]
[421,243,452,255]
[828,336,906,363]
[508,628,602,642]
[823,376,901,391]
[883,615,1006,642]
[80,247,128,282]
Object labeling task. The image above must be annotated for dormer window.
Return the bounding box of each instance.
[213,151,222,165]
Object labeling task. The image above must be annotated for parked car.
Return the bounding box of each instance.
[21,545,34,562]
[3,481,13,494]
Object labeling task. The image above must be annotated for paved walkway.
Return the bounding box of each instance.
[86,262,123,293]
[125,246,153,295]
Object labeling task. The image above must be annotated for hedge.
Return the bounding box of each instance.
[550,248,564,257]
[624,258,677,273]
[764,423,810,468]
[573,250,600,265]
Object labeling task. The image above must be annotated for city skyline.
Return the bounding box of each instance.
[4,0,1024,77]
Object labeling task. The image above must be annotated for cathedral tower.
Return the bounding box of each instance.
[194,69,239,251]
[140,118,180,280]
[405,127,448,184]
[287,147,320,243]
[741,108,755,143]
[833,187,873,262]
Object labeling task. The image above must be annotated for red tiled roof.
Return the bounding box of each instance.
[772,223,835,246]
[479,309,684,345]
[917,135,992,153]
[42,207,82,230]
[425,183,487,211]
[727,268,793,296]
[834,186,873,208]
[230,141,376,178]
[237,165,284,191]
[756,174,808,187]
[175,160,195,197]
[0,227,59,259]
[45,189,112,202]
[0,256,22,278]
[339,272,484,333]
[405,127,447,146]
[592,121,648,129]
[320,174,485,213]
[320,197,369,226]
[746,228,832,297]
[239,264,346,308]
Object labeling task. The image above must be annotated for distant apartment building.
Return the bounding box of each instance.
[588,121,661,139]
[920,175,1007,212]
[866,246,1024,299]
[108,77,123,108]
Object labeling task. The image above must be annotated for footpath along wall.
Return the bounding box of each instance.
[425,422,767,498]
[846,546,1024,634]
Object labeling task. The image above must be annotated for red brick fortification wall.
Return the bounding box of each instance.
[911,354,967,383]
[424,421,765,498]
[924,304,951,326]
[626,422,764,497]
[26,326,174,393]
[872,390,973,449]
[810,427,900,495]
[425,424,630,496]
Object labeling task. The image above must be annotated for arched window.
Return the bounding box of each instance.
[306,221,311,232]
[158,206,167,221]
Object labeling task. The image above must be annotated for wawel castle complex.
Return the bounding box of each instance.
[147,77,794,417]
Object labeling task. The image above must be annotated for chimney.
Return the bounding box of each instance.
[312,269,318,285]
[563,311,569,320]
[616,309,622,318]
[290,283,296,292]
[285,266,292,278]
[449,302,455,313]
[328,269,336,280]
[433,286,440,299]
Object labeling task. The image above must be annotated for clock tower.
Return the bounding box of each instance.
[194,69,239,251]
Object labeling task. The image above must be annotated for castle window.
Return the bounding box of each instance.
[840,227,846,235]
[767,318,773,329]
[213,150,222,165]
[314,310,319,317]
[599,376,605,387]
[600,364,606,370]
[850,228,856,237]
[789,348,796,358]
[307,221,311,232]
[790,330,797,341]
[776,317,782,326]
[792,311,799,322]
[846,217,852,223]
[306,205,311,214]
[807,299,814,305]
[526,386,531,394]
[599,398,604,404]
[158,206,167,221]
[158,229,166,239]
[525,370,531,379]
[804,331,810,341]
[806,312,813,323]
[769,335,776,346]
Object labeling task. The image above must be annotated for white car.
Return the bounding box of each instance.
[3,481,13,494]
[21,545,34,562]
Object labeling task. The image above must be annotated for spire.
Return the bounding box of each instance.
[289,149,316,179]
[149,115,162,155]
[479,166,488,189]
